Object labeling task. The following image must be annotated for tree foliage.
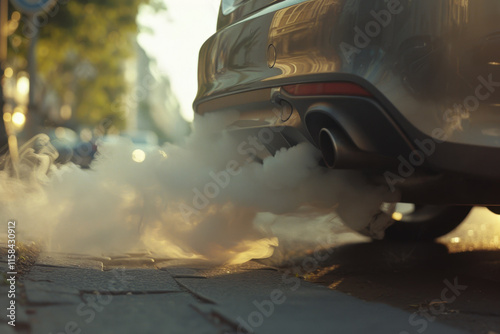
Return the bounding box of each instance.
[9,0,165,130]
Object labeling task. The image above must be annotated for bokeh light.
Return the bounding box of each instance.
[132,149,146,163]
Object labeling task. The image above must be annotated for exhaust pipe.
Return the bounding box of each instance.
[318,128,395,169]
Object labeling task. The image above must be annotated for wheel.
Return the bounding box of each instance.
[383,204,472,241]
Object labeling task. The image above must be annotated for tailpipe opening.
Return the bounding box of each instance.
[318,128,396,169]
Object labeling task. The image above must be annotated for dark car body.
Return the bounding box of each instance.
[194,0,500,207]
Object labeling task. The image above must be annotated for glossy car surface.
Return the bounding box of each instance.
[194,0,500,207]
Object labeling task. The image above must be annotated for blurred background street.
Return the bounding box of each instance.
[1,0,221,166]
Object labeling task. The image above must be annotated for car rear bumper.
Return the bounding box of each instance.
[194,0,500,204]
[196,0,500,148]
[196,76,500,205]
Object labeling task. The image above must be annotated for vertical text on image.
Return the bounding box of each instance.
[6,220,17,327]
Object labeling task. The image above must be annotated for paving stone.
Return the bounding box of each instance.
[16,305,29,324]
[36,253,104,270]
[26,267,181,293]
[160,260,277,279]
[231,261,277,271]
[163,267,208,279]
[105,251,155,260]
[177,270,467,334]
[194,262,277,278]
[24,281,81,305]
[104,250,154,259]
[29,293,218,334]
[0,324,15,334]
[0,261,9,272]
[48,252,107,259]
[103,257,156,269]
[149,257,172,264]
[156,259,215,269]
[125,251,153,257]
[65,254,112,262]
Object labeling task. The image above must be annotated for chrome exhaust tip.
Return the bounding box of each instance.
[318,128,339,168]
[318,127,396,169]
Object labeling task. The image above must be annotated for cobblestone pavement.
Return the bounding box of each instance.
[0,249,466,334]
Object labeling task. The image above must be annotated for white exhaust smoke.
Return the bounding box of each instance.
[0,113,399,264]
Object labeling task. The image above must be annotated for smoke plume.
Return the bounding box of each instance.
[0,113,398,264]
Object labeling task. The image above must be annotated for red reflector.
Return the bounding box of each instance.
[282,82,372,97]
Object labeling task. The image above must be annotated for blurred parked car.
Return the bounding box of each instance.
[44,127,97,168]
[194,0,500,240]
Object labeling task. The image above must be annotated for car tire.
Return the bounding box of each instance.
[383,205,472,241]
